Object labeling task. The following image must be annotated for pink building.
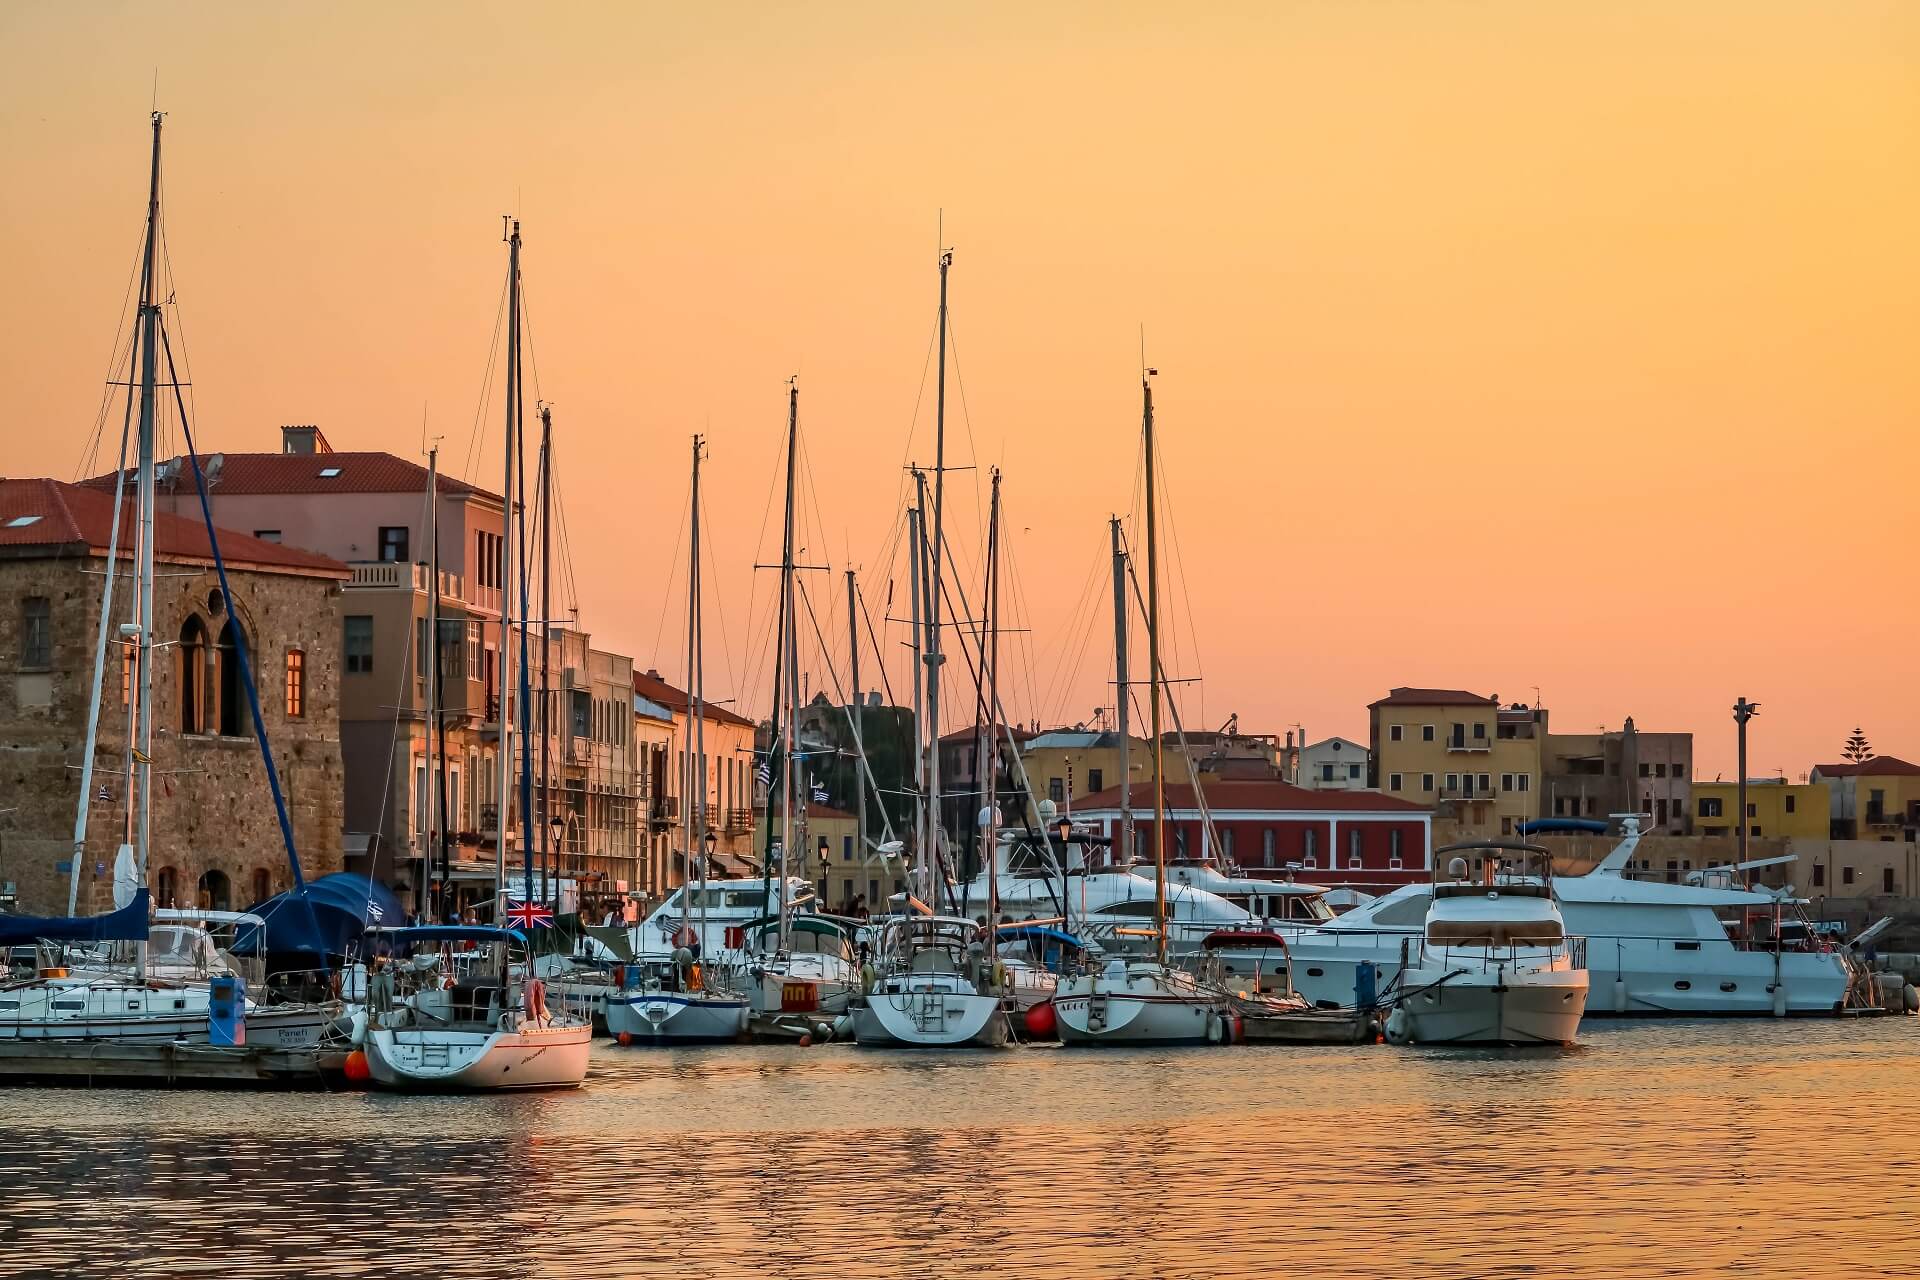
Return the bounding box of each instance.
[1071,779,1434,892]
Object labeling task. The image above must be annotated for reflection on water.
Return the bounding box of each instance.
[1,1020,1916,1279]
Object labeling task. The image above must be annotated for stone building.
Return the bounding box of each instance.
[633,668,762,895]
[0,477,347,915]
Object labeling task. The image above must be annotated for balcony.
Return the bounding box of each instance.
[1445,732,1491,753]
[650,796,679,828]
[725,808,754,835]
[348,561,465,599]
[1438,786,1493,804]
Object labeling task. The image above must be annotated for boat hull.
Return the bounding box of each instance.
[1395,969,1588,1046]
[851,992,1009,1048]
[1055,967,1223,1046]
[0,989,341,1048]
[604,992,749,1044]
[364,1020,591,1091]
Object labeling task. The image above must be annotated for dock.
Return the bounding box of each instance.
[0,1040,351,1089]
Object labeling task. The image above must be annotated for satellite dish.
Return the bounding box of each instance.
[112,843,139,909]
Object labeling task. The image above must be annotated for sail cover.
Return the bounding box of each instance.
[0,888,150,945]
[231,872,406,957]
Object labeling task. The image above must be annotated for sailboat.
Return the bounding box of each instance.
[0,114,346,1051]
[851,249,1008,1049]
[1057,369,1229,1046]
[606,434,749,1044]
[745,380,863,1034]
[361,219,591,1090]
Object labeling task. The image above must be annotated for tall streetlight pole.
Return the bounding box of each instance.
[1734,696,1760,868]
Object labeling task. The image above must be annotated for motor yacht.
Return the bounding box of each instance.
[1384,842,1588,1046]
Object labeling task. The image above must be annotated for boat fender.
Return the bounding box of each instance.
[1227,1014,1243,1044]
[616,1031,634,1046]
[1205,1012,1224,1044]
[832,1014,855,1039]
[797,1032,813,1047]
[343,1050,371,1084]
[1383,1007,1412,1045]
[1905,983,1919,1014]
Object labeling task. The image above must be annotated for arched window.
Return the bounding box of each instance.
[251,867,272,905]
[197,869,232,912]
[155,865,180,909]
[217,616,250,737]
[178,617,210,734]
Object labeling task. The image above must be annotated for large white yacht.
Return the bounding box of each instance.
[609,876,821,964]
[1385,843,1588,1046]
[1289,817,1855,1016]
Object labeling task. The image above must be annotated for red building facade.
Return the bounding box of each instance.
[1071,780,1433,892]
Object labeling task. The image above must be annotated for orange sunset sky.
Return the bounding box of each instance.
[2,2,1915,778]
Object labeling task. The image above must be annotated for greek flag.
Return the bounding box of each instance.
[755,757,773,787]
[811,785,830,804]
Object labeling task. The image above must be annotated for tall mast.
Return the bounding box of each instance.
[514,243,535,911]
[425,446,442,922]
[847,568,865,889]
[538,405,553,903]
[924,250,952,908]
[906,485,926,906]
[687,434,707,952]
[983,467,1001,932]
[1111,516,1132,872]
[1142,370,1166,966]
[130,113,163,957]
[492,219,520,919]
[777,381,799,946]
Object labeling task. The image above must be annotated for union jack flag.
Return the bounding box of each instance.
[505,898,554,929]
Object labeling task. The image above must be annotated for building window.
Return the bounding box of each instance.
[1639,763,1651,777]
[345,616,374,673]
[1262,829,1275,867]
[1745,803,1757,818]
[178,616,209,733]
[1048,777,1064,804]
[1347,763,1360,779]
[1321,763,1335,782]
[1699,797,1723,818]
[1501,773,1513,790]
[1348,828,1362,868]
[20,596,50,667]
[121,642,133,708]
[252,867,272,903]
[253,529,282,543]
[1221,828,1234,859]
[1501,816,1513,835]
[1389,773,1402,792]
[1517,774,1529,792]
[1389,724,1403,742]
[1445,773,1458,791]
[1088,768,1103,793]
[1785,794,1796,814]
[1473,723,1486,739]
[1843,866,1855,885]
[1813,863,1825,887]
[378,526,410,563]
[1885,868,1896,893]
[285,649,305,718]
[1422,774,1434,792]
[1477,773,1490,790]
[1422,725,1435,742]
[1304,829,1316,862]
[1390,829,1402,860]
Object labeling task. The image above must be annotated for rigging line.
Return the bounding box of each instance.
[856,578,896,706]
[1034,531,1105,726]
[646,471,694,672]
[74,221,150,479]
[1153,421,1208,726]
[460,273,511,485]
[996,494,1044,726]
[941,309,989,570]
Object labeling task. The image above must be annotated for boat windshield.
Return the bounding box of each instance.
[1427,920,1565,947]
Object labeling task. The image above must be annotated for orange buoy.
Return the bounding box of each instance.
[1024,1000,1058,1039]
[797,1032,813,1047]
[343,1050,371,1084]
[616,1031,634,1046]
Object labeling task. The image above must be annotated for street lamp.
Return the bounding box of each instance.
[702,829,717,880]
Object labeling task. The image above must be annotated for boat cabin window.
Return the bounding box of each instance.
[1426,920,1564,947]
[1095,900,1157,918]
[1369,893,1431,927]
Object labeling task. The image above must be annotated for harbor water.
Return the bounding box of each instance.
[2,1019,1916,1279]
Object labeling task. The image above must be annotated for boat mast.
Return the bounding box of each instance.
[906,482,926,910]
[492,220,520,921]
[1142,370,1167,967]
[1111,515,1132,876]
[847,567,865,883]
[777,380,799,947]
[924,250,952,915]
[514,249,535,918]
[538,404,553,904]
[983,467,1001,933]
[687,433,707,952]
[425,445,441,922]
[130,113,163,966]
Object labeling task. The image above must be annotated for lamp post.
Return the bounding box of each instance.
[1733,697,1760,869]
[818,834,831,905]
[548,815,566,906]
[702,829,717,881]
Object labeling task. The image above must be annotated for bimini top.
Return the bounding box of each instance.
[748,915,852,940]
[994,924,1085,949]
[364,924,530,947]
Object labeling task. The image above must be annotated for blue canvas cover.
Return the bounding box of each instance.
[233,873,406,956]
[0,888,150,945]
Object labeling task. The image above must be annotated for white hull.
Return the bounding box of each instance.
[1055,966,1223,1046]
[750,958,857,1017]
[365,1019,591,1091]
[852,992,1009,1048]
[605,992,748,1044]
[0,985,341,1048]
[1395,969,1588,1045]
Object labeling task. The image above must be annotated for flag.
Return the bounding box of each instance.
[755,758,772,787]
[811,782,829,804]
[505,898,554,929]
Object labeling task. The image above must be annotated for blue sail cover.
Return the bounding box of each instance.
[0,888,150,945]
[232,873,406,957]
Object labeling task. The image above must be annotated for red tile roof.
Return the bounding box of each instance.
[84,452,499,502]
[633,668,758,729]
[1812,756,1920,778]
[0,477,348,578]
[765,801,855,821]
[1072,779,1428,814]
[1369,687,1496,708]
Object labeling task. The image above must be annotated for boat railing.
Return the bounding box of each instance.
[1412,934,1588,970]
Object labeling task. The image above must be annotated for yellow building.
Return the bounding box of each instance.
[1809,756,1920,841]
[1020,731,1167,809]
[1368,688,1545,836]
[750,802,901,912]
[1689,779,1829,840]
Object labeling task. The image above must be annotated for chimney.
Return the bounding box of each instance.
[281,425,333,455]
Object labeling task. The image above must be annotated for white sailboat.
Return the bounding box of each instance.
[850,250,1008,1049]
[361,220,589,1089]
[1385,842,1588,1046]
[606,434,749,1045]
[1058,370,1226,1047]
